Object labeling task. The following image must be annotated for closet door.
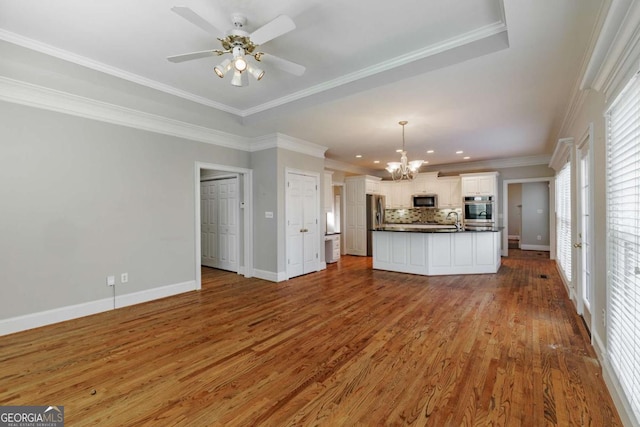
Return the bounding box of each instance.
[286,171,319,279]
[200,181,218,268]
[217,178,239,272]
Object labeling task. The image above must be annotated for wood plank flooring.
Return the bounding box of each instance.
[0,256,621,426]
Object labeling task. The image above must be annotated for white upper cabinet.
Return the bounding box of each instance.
[412,172,439,194]
[434,177,462,208]
[460,172,499,197]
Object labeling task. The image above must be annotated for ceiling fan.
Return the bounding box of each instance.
[167,6,306,87]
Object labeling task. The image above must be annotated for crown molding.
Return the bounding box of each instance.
[250,133,328,158]
[0,29,243,116]
[580,0,640,99]
[424,154,552,174]
[0,76,251,150]
[0,18,507,120]
[549,137,575,171]
[324,158,382,176]
[241,20,508,117]
[557,0,611,138]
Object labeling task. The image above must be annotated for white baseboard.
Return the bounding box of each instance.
[253,268,279,282]
[520,244,550,251]
[115,280,196,309]
[0,280,196,336]
[593,331,639,426]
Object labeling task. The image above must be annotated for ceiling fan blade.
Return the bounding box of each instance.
[171,6,226,38]
[167,50,217,63]
[260,53,306,76]
[249,15,296,45]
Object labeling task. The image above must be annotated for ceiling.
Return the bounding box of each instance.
[0,0,604,171]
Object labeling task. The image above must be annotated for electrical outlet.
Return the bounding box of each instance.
[121,273,128,284]
[106,275,115,287]
[537,235,542,241]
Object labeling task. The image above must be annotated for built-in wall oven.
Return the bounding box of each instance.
[463,196,495,230]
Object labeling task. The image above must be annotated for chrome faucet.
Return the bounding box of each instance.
[446,211,462,231]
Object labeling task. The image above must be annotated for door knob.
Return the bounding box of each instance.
[573,243,582,248]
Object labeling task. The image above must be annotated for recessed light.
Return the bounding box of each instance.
[427,150,434,154]
[396,149,403,153]
[456,150,464,154]
[424,161,429,164]
[463,156,470,160]
[355,154,362,158]
[373,160,380,164]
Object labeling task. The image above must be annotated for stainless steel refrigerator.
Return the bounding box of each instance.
[366,194,386,256]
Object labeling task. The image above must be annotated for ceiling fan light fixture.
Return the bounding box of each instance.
[248,64,265,81]
[233,70,250,87]
[214,58,232,78]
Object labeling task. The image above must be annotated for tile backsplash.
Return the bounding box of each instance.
[385,208,463,225]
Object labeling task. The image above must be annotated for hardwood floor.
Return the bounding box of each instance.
[0,256,621,426]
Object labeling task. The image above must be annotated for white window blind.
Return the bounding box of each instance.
[607,70,640,422]
[556,163,572,284]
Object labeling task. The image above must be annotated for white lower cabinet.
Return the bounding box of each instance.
[373,231,501,276]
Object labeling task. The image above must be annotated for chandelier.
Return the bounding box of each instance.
[386,121,424,181]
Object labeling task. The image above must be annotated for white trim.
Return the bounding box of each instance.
[502,177,555,258]
[595,332,640,427]
[520,244,550,251]
[0,29,243,115]
[428,154,551,174]
[324,158,381,176]
[194,162,254,290]
[252,269,281,282]
[250,133,328,159]
[0,77,330,159]
[0,20,506,119]
[114,281,196,308]
[587,0,640,99]
[0,280,196,336]
[549,137,575,171]
[241,21,507,117]
[0,76,250,150]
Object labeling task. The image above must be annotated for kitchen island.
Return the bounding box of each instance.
[373,227,501,276]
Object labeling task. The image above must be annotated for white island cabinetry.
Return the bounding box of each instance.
[373,230,501,276]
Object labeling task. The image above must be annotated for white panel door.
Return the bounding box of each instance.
[287,172,319,279]
[302,175,319,275]
[217,178,239,272]
[200,181,218,268]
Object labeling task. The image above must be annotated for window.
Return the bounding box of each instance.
[607,70,640,421]
[556,163,572,284]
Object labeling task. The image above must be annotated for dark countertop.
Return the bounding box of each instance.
[374,227,502,233]
[325,232,342,236]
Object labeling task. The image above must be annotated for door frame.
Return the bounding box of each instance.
[285,168,322,279]
[502,177,556,258]
[194,162,253,290]
[575,124,594,329]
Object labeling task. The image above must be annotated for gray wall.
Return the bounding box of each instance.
[251,148,278,273]
[520,182,550,246]
[507,184,522,237]
[0,101,249,319]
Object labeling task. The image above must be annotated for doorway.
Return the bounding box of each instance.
[194,162,253,290]
[200,176,239,272]
[502,177,555,258]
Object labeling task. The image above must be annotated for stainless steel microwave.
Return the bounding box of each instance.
[412,194,438,208]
